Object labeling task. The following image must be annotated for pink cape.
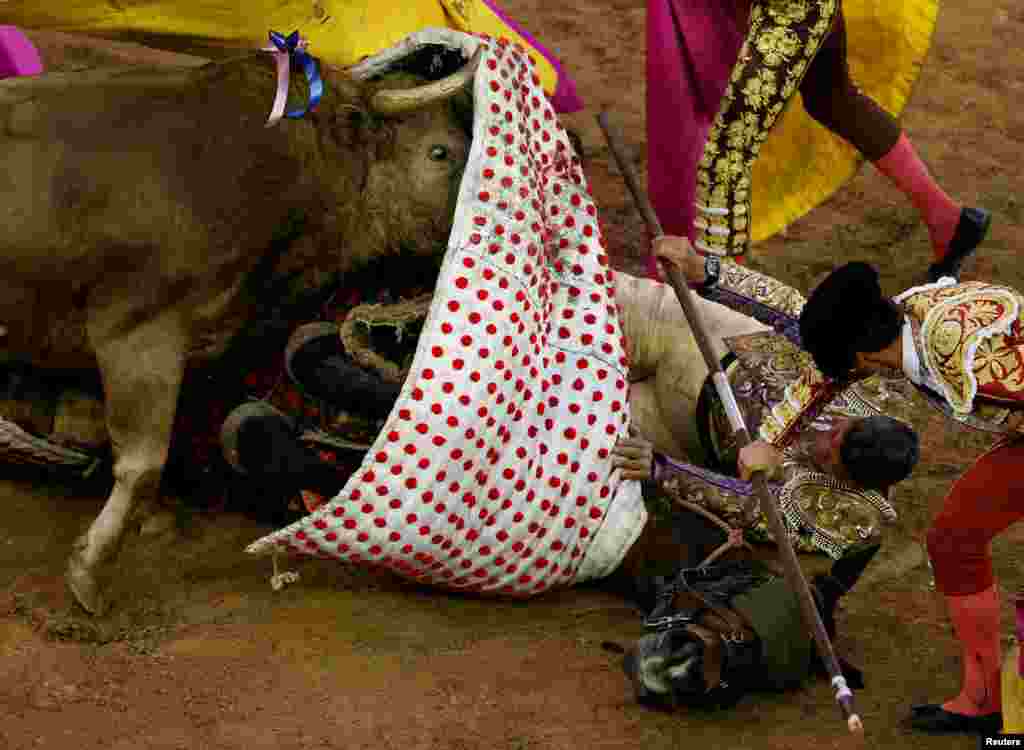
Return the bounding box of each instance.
[0,26,43,78]
[645,0,743,277]
[1018,594,1023,676]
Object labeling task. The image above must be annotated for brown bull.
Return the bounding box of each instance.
[0,47,479,614]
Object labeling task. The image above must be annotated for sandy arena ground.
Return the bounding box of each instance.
[2,2,1023,748]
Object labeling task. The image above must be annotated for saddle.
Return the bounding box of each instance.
[638,561,776,701]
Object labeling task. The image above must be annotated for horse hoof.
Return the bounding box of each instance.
[66,550,108,616]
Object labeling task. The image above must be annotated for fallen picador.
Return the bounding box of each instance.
[623,543,878,710]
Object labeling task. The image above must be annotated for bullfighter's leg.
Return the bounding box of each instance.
[795,7,988,280]
[615,273,768,463]
[693,0,841,258]
[910,439,1024,733]
[67,311,187,614]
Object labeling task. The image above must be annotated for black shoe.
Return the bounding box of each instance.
[908,703,1003,734]
[927,207,991,282]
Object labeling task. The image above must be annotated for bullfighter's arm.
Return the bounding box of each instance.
[652,451,755,496]
[698,260,806,346]
[653,235,806,346]
[648,450,792,545]
[612,432,781,496]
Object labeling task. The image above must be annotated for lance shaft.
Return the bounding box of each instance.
[596,110,863,734]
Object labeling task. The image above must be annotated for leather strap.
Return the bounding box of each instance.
[684,624,725,691]
[672,591,758,692]
[673,589,752,639]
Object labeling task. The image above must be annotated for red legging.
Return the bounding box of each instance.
[927,437,1024,596]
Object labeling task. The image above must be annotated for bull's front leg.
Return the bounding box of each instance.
[67,310,187,615]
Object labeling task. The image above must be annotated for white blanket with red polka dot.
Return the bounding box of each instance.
[246,29,647,595]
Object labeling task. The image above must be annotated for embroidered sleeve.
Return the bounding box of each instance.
[652,452,775,545]
[652,453,801,549]
[653,452,753,496]
[758,367,851,449]
[699,260,806,346]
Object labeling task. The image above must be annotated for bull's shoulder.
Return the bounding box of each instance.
[0,65,195,103]
[1,66,198,141]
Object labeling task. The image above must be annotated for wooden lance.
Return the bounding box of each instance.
[596,111,864,734]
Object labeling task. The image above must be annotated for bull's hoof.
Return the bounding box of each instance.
[138,509,177,538]
[66,548,109,616]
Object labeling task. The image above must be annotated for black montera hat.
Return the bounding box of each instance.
[799,262,899,379]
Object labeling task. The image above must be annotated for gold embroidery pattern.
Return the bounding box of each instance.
[902,283,1024,414]
[661,462,892,559]
[694,0,839,257]
[776,471,894,558]
[713,329,828,446]
[717,259,808,319]
[710,331,915,462]
[690,330,899,558]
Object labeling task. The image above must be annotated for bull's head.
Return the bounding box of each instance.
[367,48,482,117]
[324,48,482,271]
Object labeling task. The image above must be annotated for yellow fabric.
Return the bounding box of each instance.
[3,0,561,97]
[750,0,939,243]
[1003,643,1024,733]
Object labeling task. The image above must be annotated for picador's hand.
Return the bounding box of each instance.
[652,235,705,285]
[737,440,784,481]
[611,427,655,481]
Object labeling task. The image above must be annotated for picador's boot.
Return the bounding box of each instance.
[909,583,1003,734]
[221,401,341,491]
[872,133,990,282]
[807,542,881,688]
[284,322,345,395]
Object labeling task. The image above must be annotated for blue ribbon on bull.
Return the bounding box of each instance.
[263,30,323,126]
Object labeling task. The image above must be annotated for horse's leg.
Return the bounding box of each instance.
[67,310,187,615]
[616,273,769,463]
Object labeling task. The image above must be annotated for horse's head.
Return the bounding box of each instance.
[623,543,881,710]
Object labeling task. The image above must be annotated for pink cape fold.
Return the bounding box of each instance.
[1017,594,1023,676]
[0,26,44,78]
[645,0,743,277]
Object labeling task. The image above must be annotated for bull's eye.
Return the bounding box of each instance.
[429,145,449,162]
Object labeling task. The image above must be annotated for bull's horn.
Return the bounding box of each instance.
[370,47,483,116]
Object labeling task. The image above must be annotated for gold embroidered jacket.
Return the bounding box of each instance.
[652,261,911,558]
[895,279,1024,431]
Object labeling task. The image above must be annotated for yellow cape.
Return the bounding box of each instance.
[0,0,563,99]
[750,0,939,242]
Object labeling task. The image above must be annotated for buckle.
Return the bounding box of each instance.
[721,631,745,644]
[643,613,694,632]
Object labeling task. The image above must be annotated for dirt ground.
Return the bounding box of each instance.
[3,1,1024,748]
